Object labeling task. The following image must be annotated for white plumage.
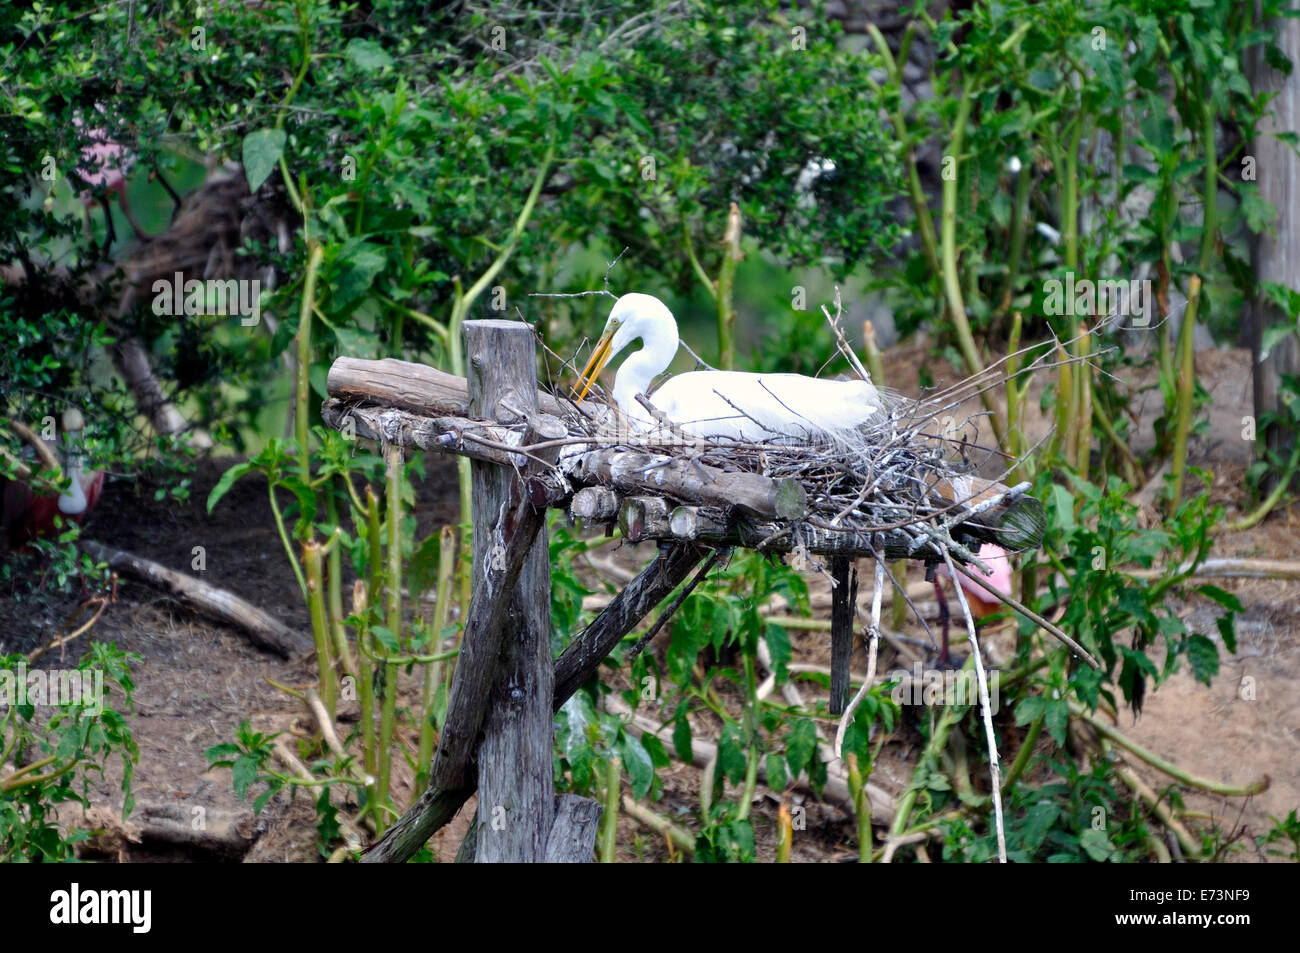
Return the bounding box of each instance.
[575,293,884,442]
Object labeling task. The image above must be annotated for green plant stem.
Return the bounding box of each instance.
[1170,100,1219,504]
[717,203,742,370]
[847,753,873,863]
[735,649,761,822]
[268,482,307,598]
[1072,703,1267,797]
[296,242,324,479]
[374,444,404,831]
[940,86,1005,447]
[600,756,621,863]
[868,24,941,277]
[416,526,457,792]
[376,294,449,340]
[303,541,336,716]
[325,490,355,681]
[888,659,973,843]
[683,227,717,300]
[623,793,694,856]
[1001,712,1044,790]
[1224,442,1300,531]
[1005,310,1025,482]
[1091,396,1142,486]
[1169,275,1202,507]
[997,148,1033,323]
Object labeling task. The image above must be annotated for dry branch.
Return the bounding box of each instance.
[81,540,301,658]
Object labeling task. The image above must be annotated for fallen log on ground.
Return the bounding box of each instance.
[81,540,302,658]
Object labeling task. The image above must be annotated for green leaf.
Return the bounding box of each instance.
[346,38,393,71]
[718,723,747,785]
[242,128,287,192]
[640,733,670,769]
[618,735,654,799]
[205,742,242,761]
[672,709,694,764]
[207,462,254,514]
[1186,633,1220,684]
[1195,584,1243,613]
[1260,322,1297,362]
[785,718,816,777]
[231,753,260,800]
[333,241,389,309]
[1217,614,1238,655]
[1079,827,1119,862]
[370,625,400,653]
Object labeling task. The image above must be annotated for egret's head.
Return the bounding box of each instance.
[574,293,676,402]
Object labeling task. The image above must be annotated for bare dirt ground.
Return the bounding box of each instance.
[1,341,1295,862]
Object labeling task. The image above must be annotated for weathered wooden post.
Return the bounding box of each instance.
[828,557,857,715]
[461,319,557,862]
[1248,10,1300,475]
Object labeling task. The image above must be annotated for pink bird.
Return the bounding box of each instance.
[932,543,1012,666]
[72,115,149,253]
[2,409,105,552]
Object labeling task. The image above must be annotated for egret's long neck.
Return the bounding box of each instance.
[613,324,678,417]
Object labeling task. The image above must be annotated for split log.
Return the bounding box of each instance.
[567,446,806,521]
[455,792,602,863]
[669,505,729,540]
[571,486,619,521]
[328,355,573,420]
[618,496,670,542]
[321,399,527,469]
[81,540,302,658]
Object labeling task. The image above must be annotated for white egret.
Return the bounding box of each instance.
[574,293,884,442]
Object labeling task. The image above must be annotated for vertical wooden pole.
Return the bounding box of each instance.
[463,319,555,862]
[1248,11,1300,476]
[829,557,857,716]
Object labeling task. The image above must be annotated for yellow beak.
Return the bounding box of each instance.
[574,325,616,403]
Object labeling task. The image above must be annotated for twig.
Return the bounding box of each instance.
[943,548,1007,864]
[626,548,723,660]
[835,555,885,758]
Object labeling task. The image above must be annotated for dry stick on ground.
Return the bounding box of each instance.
[944,548,1007,865]
[26,596,110,664]
[80,540,300,658]
[1126,557,1300,582]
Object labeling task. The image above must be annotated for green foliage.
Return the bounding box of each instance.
[941,754,1151,863]
[1037,469,1237,710]
[205,722,284,815]
[1262,809,1300,861]
[0,642,138,861]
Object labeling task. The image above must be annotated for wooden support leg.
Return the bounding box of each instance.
[462,319,556,863]
[829,557,857,715]
[363,543,706,863]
